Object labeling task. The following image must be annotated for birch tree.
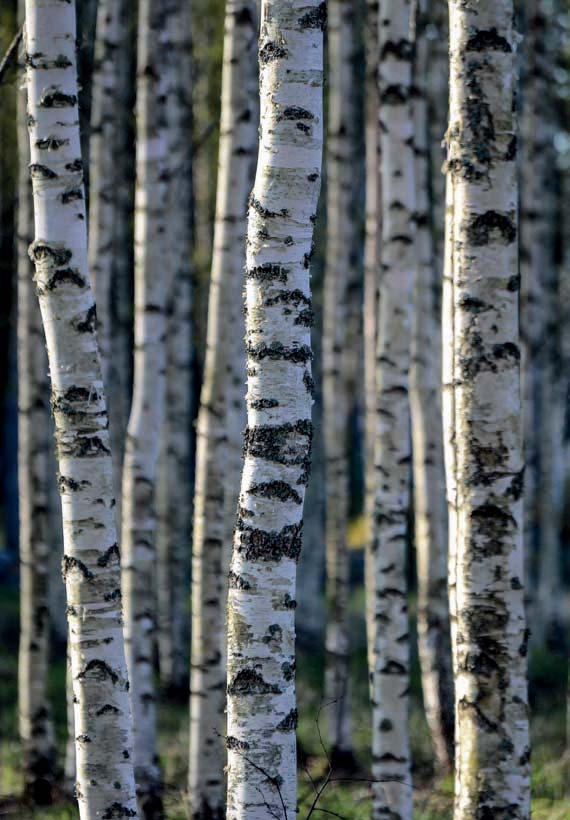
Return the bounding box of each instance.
[24,1,138,818]
[155,0,194,696]
[188,3,257,815]
[17,22,57,800]
[368,1,415,816]
[120,0,168,813]
[446,2,530,816]
[88,0,130,512]
[409,0,453,772]
[323,0,357,767]
[226,2,324,818]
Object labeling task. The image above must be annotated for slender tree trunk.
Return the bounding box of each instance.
[17,18,57,798]
[24,2,139,818]
[363,0,380,676]
[226,2,324,818]
[88,0,130,516]
[368,2,415,817]
[446,3,530,817]
[188,4,257,816]
[64,637,76,796]
[120,1,168,815]
[155,0,194,697]
[410,0,453,774]
[323,0,357,767]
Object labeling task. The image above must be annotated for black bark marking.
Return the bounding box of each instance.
[265,289,310,307]
[281,661,295,681]
[30,242,72,267]
[77,659,119,685]
[235,519,303,562]
[29,163,58,180]
[96,704,120,716]
[226,735,250,750]
[58,475,81,492]
[249,398,279,410]
[380,38,413,60]
[466,210,517,246]
[249,194,289,219]
[259,41,289,63]
[65,159,83,172]
[247,342,312,364]
[248,481,302,504]
[276,708,298,731]
[76,304,97,333]
[465,28,512,53]
[60,187,84,204]
[243,420,312,470]
[39,86,77,108]
[35,135,70,150]
[247,264,289,283]
[298,2,327,30]
[62,555,94,581]
[227,669,281,695]
[43,267,86,291]
[101,803,137,819]
[470,504,517,557]
[228,571,252,590]
[279,106,314,121]
[97,544,120,567]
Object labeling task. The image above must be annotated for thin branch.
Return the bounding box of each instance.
[0,27,23,86]
[311,809,348,820]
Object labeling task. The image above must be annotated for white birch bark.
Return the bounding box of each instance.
[64,639,76,795]
[120,0,168,814]
[364,0,380,676]
[446,2,530,817]
[88,0,130,516]
[410,0,453,773]
[323,0,357,766]
[24,2,139,818]
[368,2,415,817]
[155,0,194,696]
[188,4,258,816]
[17,29,57,800]
[226,2,324,818]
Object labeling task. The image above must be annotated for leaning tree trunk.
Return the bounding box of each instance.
[226,2,324,818]
[16,18,57,800]
[323,0,357,768]
[120,0,168,815]
[446,2,530,818]
[155,0,194,697]
[88,0,130,516]
[409,0,454,773]
[24,2,139,818]
[368,1,415,817]
[188,3,258,816]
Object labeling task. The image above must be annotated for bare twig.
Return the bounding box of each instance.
[0,27,23,86]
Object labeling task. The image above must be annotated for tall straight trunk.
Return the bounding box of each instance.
[24,2,139,818]
[226,2,324,818]
[323,0,357,766]
[155,0,194,696]
[88,0,130,515]
[368,1,415,817]
[16,17,57,799]
[409,0,453,773]
[120,0,168,815]
[363,0,380,675]
[188,3,257,816]
[64,640,76,795]
[446,3,530,817]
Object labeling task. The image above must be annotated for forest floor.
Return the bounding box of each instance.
[1,577,569,819]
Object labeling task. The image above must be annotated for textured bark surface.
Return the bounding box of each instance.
[120,0,168,814]
[409,0,454,773]
[24,2,139,818]
[226,2,324,818]
[368,1,415,817]
[17,26,57,800]
[155,0,194,696]
[187,3,257,817]
[446,2,530,817]
[323,0,357,764]
[88,0,130,516]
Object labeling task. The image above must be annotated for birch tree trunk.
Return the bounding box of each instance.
[155,0,194,697]
[226,2,324,818]
[368,1,414,816]
[323,0,357,767]
[24,2,139,818]
[88,0,130,515]
[446,2,530,817]
[188,4,257,816]
[17,25,57,800]
[363,0,380,675]
[120,0,168,814]
[409,0,453,773]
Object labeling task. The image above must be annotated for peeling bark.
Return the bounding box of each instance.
[226,2,324,818]
[188,4,257,817]
[446,2,530,817]
[120,0,169,815]
[368,1,415,817]
[24,2,138,818]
